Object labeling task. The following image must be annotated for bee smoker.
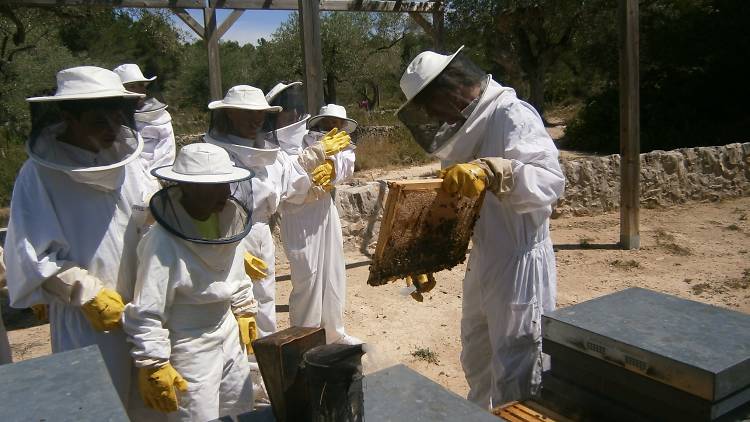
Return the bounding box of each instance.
[302,343,366,422]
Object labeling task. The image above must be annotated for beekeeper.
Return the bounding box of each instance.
[113,63,176,173]
[122,143,260,420]
[3,66,158,405]
[397,47,565,408]
[205,85,352,340]
[266,82,359,344]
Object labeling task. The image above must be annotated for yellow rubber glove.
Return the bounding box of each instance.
[244,252,268,280]
[31,304,48,323]
[320,128,352,156]
[236,315,258,354]
[138,363,188,413]
[312,159,336,186]
[404,273,437,302]
[441,163,487,198]
[80,288,125,331]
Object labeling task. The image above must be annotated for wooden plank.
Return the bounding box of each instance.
[173,7,205,38]
[432,6,444,50]
[210,0,441,12]
[298,0,324,112]
[388,178,443,190]
[618,0,640,249]
[495,401,557,421]
[7,0,204,7]
[408,12,434,38]
[373,183,402,261]
[204,6,223,101]
[215,8,244,39]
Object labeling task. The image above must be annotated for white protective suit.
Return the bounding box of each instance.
[438,78,565,408]
[275,118,356,343]
[135,103,176,173]
[3,123,158,405]
[123,187,255,421]
[205,134,312,337]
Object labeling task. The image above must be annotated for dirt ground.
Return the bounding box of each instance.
[3,189,749,401]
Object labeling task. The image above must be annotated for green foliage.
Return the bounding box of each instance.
[566,0,750,153]
[0,133,27,207]
[354,127,432,171]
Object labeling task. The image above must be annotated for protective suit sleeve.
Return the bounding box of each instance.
[498,101,565,214]
[296,143,327,173]
[122,229,176,366]
[4,163,77,308]
[231,276,258,316]
[280,152,313,205]
[330,147,355,185]
[474,157,514,198]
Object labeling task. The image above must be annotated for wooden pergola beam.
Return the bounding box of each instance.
[408,12,434,38]
[173,7,205,38]
[209,0,440,12]
[6,0,204,7]
[618,0,640,249]
[298,0,324,112]
[215,9,244,39]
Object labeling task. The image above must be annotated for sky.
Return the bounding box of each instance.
[170,9,293,46]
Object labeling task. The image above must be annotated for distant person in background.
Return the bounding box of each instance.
[114,64,176,175]
[3,66,158,409]
[397,46,565,408]
[265,82,360,345]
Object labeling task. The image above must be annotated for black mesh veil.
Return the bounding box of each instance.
[398,53,487,154]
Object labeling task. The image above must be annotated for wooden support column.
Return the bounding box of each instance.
[432,5,444,51]
[204,6,223,101]
[298,0,324,112]
[618,0,640,249]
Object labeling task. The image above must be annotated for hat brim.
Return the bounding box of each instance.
[207,101,282,113]
[27,90,145,102]
[265,81,303,103]
[122,76,157,84]
[307,115,358,134]
[151,165,253,184]
[396,45,465,115]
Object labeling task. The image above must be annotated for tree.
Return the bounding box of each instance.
[446,0,598,117]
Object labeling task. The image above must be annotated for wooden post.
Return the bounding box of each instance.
[432,6,444,51]
[204,7,223,101]
[619,0,640,249]
[298,0,324,112]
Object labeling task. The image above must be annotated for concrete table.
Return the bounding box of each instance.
[0,345,128,421]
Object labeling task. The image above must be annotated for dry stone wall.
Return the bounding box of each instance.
[335,142,750,248]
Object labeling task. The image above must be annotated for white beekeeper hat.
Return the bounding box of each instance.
[307,104,358,133]
[152,143,253,184]
[397,45,465,113]
[113,63,157,84]
[26,66,144,102]
[265,81,303,104]
[209,85,282,112]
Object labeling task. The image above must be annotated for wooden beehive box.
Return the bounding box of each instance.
[367,178,485,286]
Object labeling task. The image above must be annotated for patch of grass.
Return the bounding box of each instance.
[726,224,741,231]
[354,126,432,171]
[690,282,714,295]
[725,269,750,290]
[411,347,439,365]
[578,237,594,248]
[655,229,691,256]
[610,259,640,270]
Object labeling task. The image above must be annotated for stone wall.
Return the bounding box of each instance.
[555,142,750,215]
[335,142,750,248]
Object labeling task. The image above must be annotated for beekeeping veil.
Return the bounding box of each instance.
[25,66,145,192]
[397,46,490,156]
[150,143,254,246]
[205,85,282,156]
